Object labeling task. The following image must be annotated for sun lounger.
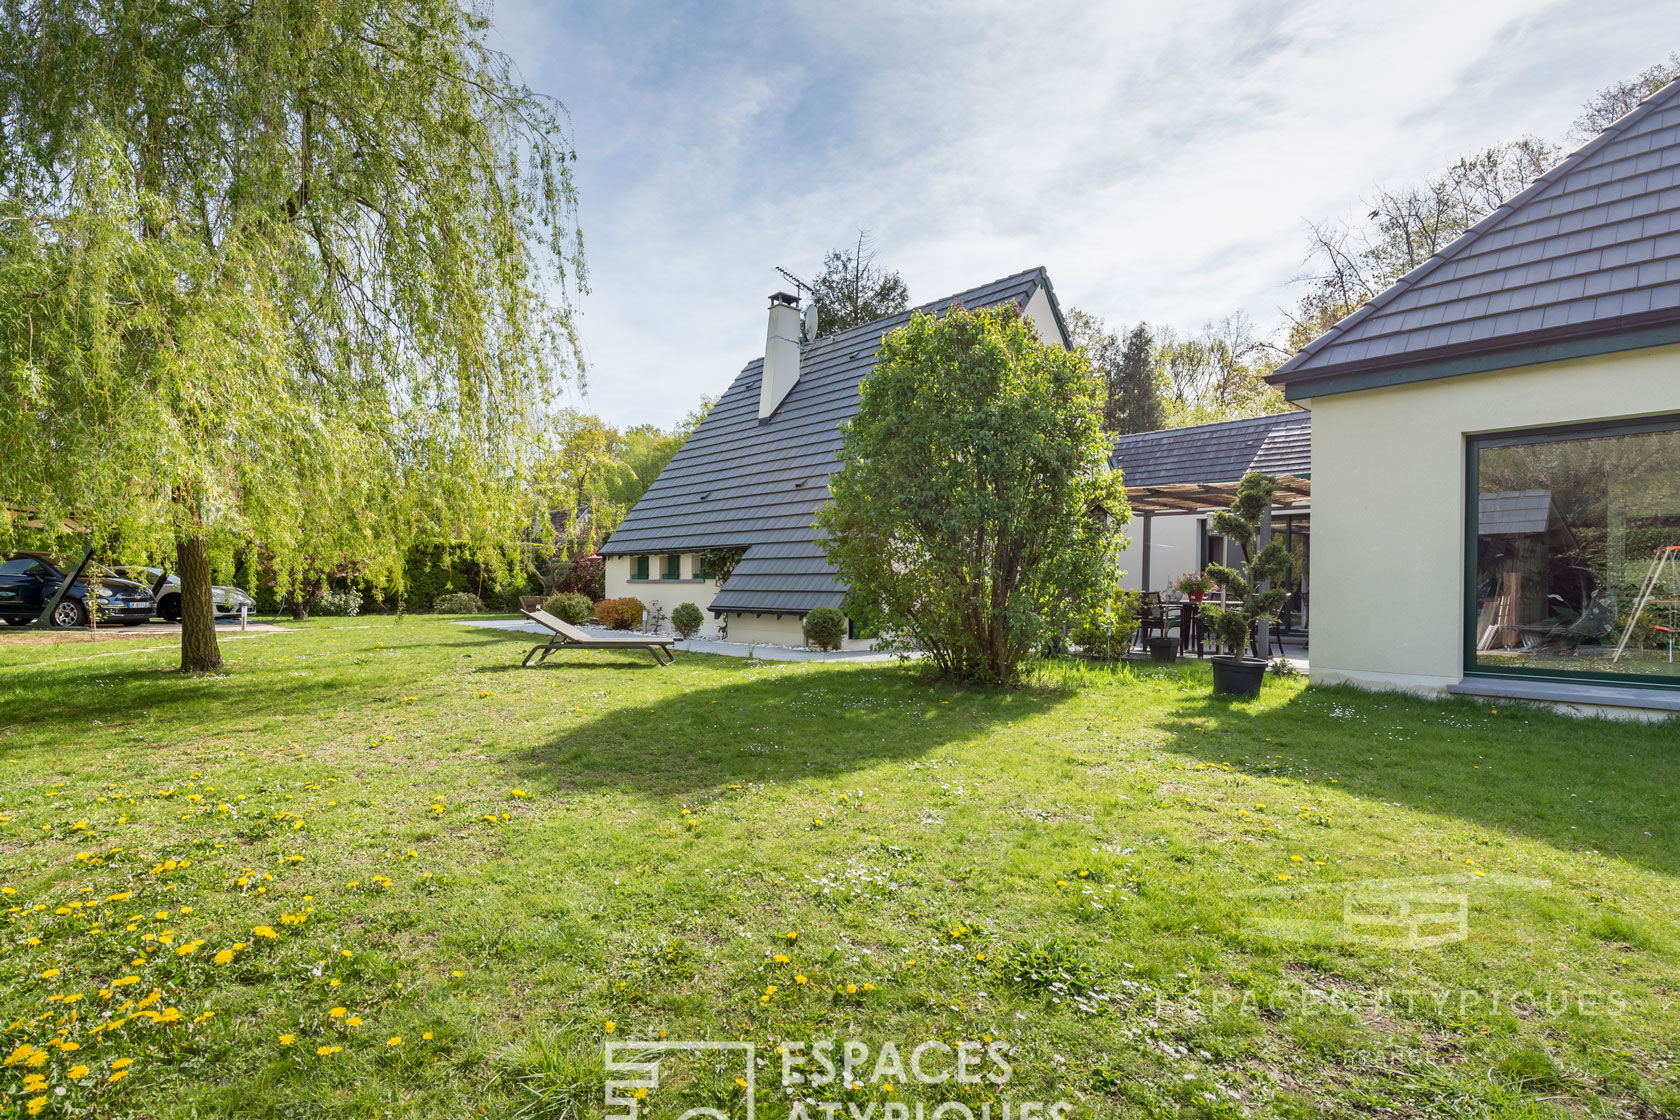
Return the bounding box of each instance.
[518,609,676,667]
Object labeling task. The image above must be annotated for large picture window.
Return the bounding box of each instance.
[1468,415,1680,687]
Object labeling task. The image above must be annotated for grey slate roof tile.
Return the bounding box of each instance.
[603,267,1064,615]
[1273,81,1680,387]
[1110,411,1311,488]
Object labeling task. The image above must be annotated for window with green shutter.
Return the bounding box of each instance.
[697,553,711,579]
[663,554,682,580]
[633,555,648,580]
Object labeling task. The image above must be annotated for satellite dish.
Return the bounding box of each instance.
[801,302,819,343]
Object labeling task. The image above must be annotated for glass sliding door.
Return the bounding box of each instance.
[1468,415,1680,687]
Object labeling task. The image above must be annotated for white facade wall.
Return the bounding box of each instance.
[1116,512,1204,592]
[1306,342,1680,694]
[602,553,872,649]
[602,553,726,639]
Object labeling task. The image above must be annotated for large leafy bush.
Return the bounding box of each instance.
[817,304,1127,685]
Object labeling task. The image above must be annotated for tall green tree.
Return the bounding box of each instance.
[809,231,910,338]
[818,304,1126,686]
[1112,324,1164,434]
[0,0,584,670]
[1066,308,1165,434]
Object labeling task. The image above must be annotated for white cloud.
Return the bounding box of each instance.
[493,0,1680,427]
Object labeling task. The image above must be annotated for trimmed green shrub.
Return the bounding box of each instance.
[671,602,704,639]
[594,596,644,630]
[803,606,846,650]
[314,588,363,617]
[544,591,594,625]
[433,591,487,614]
[1072,587,1140,660]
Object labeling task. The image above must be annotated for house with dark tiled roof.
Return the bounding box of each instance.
[599,268,1071,647]
[1269,79,1680,715]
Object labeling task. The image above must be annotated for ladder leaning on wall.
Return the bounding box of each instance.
[1611,545,1680,663]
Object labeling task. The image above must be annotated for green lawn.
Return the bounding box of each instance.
[0,617,1676,1119]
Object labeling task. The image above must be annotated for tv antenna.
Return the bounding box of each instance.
[774,266,812,296]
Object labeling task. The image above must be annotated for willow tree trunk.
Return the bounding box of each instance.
[177,535,223,673]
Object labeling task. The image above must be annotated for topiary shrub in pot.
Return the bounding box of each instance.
[593,596,645,631]
[432,591,486,614]
[671,602,704,640]
[1199,472,1290,697]
[803,606,846,651]
[543,591,593,625]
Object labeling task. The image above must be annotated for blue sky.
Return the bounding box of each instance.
[492,1,1680,429]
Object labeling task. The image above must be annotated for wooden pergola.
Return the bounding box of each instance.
[1125,473,1312,515]
[1124,474,1311,606]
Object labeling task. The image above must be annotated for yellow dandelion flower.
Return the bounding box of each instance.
[346,1016,363,1027]
[604,1021,616,1033]
[279,1034,295,1045]
[68,1064,90,1078]
[112,1057,134,1069]
[38,968,60,979]
[253,926,278,940]
[109,1069,130,1082]
[422,1032,434,1041]
[329,1007,347,1019]
[213,949,235,966]
[795,974,808,984]
[388,1036,402,1046]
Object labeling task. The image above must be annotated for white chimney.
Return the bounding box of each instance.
[760,291,802,419]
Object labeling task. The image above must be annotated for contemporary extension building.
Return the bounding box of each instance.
[600,268,1072,648]
[1270,79,1680,715]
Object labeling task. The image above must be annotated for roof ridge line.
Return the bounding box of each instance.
[1273,79,1680,381]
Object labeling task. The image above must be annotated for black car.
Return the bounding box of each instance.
[0,553,155,628]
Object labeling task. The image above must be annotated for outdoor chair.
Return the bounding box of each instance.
[1134,592,1171,650]
[518,608,676,667]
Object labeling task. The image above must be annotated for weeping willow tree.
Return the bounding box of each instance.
[0,0,583,670]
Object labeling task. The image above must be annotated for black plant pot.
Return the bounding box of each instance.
[1147,636,1181,662]
[1210,655,1267,697]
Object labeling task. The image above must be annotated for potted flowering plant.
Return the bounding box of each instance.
[1175,570,1216,603]
[1199,473,1290,697]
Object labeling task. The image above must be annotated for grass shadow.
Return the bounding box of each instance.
[1159,680,1680,877]
[502,656,1071,798]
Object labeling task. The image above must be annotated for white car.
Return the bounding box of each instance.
[114,566,258,622]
